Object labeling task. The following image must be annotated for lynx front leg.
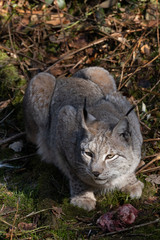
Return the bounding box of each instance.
[121,174,144,199]
[70,177,96,211]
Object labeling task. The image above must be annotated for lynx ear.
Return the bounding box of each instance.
[112,117,131,142]
[81,99,96,129]
[83,106,96,125]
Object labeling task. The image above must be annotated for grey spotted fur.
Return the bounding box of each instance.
[23,67,144,211]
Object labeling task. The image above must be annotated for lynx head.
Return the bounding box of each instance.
[76,105,140,188]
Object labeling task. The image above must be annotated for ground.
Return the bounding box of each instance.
[0,0,160,239]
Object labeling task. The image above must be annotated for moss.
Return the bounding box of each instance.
[0,184,35,232]
[62,197,94,219]
[0,51,26,102]
[0,185,34,212]
[0,147,15,160]
[97,191,130,212]
[52,222,80,240]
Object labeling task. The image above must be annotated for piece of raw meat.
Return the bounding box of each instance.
[97,204,138,232]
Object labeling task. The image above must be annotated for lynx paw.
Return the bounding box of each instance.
[122,180,144,199]
[71,196,96,211]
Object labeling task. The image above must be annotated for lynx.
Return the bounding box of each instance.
[23,67,144,211]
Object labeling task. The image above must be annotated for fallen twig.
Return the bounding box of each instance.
[45,36,110,73]
[1,153,36,164]
[96,218,159,237]
[119,54,160,90]
[45,30,134,73]
[141,108,159,121]
[10,199,19,240]
[0,44,46,67]
[140,120,151,130]
[141,88,160,97]
[18,225,51,234]
[0,209,16,217]
[139,166,160,173]
[118,31,146,89]
[136,78,160,107]
[136,154,160,174]
[0,99,11,110]
[21,208,58,219]
[143,153,160,160]
[143,138,160,142]
[0,132,26,146]
[0,109,14,124]
[0,217,15,228]
[156,0,160,53]
[8,21,28,80]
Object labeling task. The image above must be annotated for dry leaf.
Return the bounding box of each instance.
[46,13,70,26]
[146,174,160,185]
[144,196,158,205]
[52,206,63,219]
[111,33,130,48]
[0,99,11,109]
[139,20,159,27]
[99,0,117,8]
[141,44,151,55]
[18,222,37,231]
[16,16,30,31]
[48,65,64,77]
[31,14,39,22]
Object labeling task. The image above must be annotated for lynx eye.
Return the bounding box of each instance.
[105,154,118,161]
[83,150,93,158]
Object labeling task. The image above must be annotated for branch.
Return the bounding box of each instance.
[0,132,26,146]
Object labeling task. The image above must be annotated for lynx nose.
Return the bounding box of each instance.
[92,171,101,177]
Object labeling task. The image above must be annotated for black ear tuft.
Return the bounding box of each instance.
[81,98,96,130]
[83,98,88,121]
[125,105,136,116]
